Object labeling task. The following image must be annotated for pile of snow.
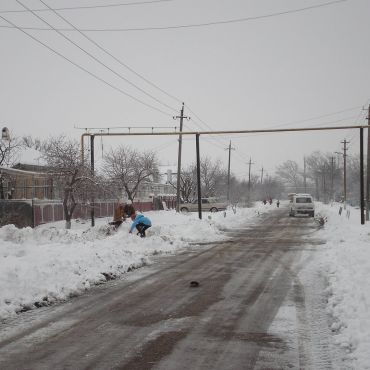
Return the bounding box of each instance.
[313,202,370,368]
[0,203,272,320]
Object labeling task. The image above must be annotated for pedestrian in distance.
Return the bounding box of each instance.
[276,200,280,208]
[129,212,152,238]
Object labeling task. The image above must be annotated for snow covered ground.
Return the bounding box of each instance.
[0,203,270,321]
[310,202,370,369]
[1,201,369,368]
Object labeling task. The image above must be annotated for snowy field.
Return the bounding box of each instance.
[1,201,370,368]
[309,202,370,369]
[0,203,270,320]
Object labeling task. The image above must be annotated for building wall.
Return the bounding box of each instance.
[0,167,52,200]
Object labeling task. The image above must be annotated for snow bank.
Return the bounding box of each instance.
[0,203,271,320]
[314,202,370,369]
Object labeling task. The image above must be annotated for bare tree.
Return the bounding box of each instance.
[39,136,93,229]
[175,164,197,202]
[0,132,25,199]
[305,151,336,202]
[200,157,224,197]
[0,133,24,167]
[346,154,361,206]
[103,145,159,202]
[171,158,226,201]
[276,160,303,192]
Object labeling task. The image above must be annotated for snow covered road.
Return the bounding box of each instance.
[0,207,347,369]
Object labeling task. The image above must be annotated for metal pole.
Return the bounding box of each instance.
[196,134,202,220]
[343,139,348,208]
[366,105,370,220]
[331,156,334,202]
[176,103,185,212]
[227,141,231,201]
[248,157,253,196]
[304,156,307,193]
[90,135,95,227]
[360,128,365,224]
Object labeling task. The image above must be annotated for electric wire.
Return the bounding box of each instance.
[0,0,348,32]
[346,99,370,142]
[18,0,178,114]
[0,0,173,13]
[0,13,174,117]
[39,0,182,105]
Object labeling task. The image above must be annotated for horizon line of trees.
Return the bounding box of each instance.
[1,133,366,227]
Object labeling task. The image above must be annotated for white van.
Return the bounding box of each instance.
[289,193,315,217]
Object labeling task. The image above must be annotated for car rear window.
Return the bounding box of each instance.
[296,197,312,203]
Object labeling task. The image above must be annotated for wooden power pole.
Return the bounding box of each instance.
[174,103,189,212]
[226,141,235,202]
[303,156,307,193]
[248,157,254,196]
[341,139,349,207]
[366,104,370,220]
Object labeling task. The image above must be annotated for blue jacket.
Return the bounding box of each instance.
[130,214,152,232]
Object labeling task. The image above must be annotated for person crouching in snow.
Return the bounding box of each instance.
[123,201,135,218]
[111,203,126,229]
[129,212,152,237]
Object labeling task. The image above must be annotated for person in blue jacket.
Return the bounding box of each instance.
[129,212,152,237]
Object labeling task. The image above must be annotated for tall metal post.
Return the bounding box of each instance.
[226,141,234,201]
[330,156,334,202]
[366,105,370,220]
[360,128,365,224]
[175,103,185,212]
[342,139,348,208]
[90,135,95,227]
[196,134,202,220]
[248,157,254,197]
[227,141,231,201]
[303,156,307,193]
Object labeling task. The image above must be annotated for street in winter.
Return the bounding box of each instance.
[1,0,370,369]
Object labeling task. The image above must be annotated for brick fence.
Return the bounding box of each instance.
[0,196,176,228]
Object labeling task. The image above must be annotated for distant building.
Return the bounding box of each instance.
[0,164,53,200]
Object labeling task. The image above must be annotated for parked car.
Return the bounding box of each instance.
[289,193,315,217]
[180,198,228,213]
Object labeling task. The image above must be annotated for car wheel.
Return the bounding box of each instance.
[210,207,218,213]
[180,207,189,213]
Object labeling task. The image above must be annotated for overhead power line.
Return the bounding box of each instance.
[38,0,181,105]
[17,0,177,114]
[0,11,174,117]
[0,0,173,13]
[0,0,348,32]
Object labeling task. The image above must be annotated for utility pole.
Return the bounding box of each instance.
[260,167,264,184]
[366,104,370,220]
[225,141,235,202]
[90,135,95,227]
[360,128,365,224]
[338,139,349,208]
[196,134,202,220]
[343,139,348,207]
[330,156,334,202]
[303,156,307,193]
[248,157,254,196]
[174,103,189,212]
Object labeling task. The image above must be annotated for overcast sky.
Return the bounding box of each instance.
[1,0,369,179]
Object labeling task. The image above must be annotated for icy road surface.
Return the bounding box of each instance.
[0,208,347,369]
